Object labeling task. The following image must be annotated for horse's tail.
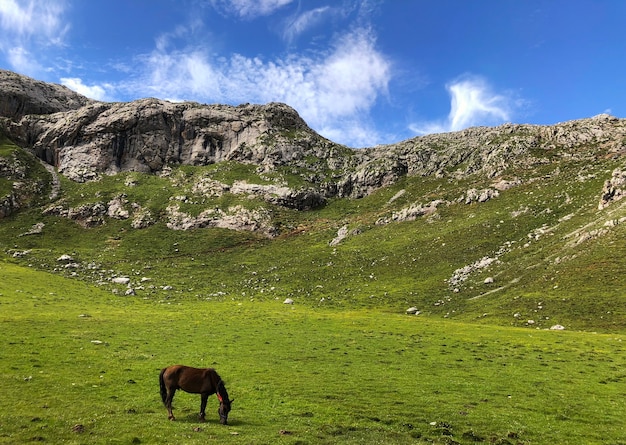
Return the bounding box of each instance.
[159,368,168,405]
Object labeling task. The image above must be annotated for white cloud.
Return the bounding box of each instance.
[282,6,331,43]
[411,75,516,135]
[60,77,109,101]
[210,0,293,19]
[0,0,68,45]
[318,117,382,149]
[0,0,69,75]
[7,46,42,74]
[310,30,389,114]
[125,27,390,147]
[447,77,510,130]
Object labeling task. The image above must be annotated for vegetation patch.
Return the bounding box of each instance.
[1,261,625,444]
[1,112,626,444]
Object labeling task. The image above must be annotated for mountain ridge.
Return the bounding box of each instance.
[0,69,94,120]
[2,69,625,200]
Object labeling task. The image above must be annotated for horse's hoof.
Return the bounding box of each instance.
[168,416,176,421]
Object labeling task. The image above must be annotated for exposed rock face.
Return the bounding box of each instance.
[4,98,321,182]
[43,201,108,228]
[376,200,445,226]
[1,70,626,204]
[229,181,326,209]
[166,203,277,237]
[599,168,626,209]
[107,195,130,219]
[464,188,499,204]
[0,157,17,217]
[0,143,51,218]
[364,114,626,187]
[0,69,93,120]
[0,192,17,218]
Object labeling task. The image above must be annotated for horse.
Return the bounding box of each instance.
[159,365,233,424]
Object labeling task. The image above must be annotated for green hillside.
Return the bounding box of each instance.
[1,132,624,332]
[2,132,626,444]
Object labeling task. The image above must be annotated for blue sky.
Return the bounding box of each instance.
[0,0,624,148]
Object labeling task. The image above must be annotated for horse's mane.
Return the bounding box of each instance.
[213,370,230,403]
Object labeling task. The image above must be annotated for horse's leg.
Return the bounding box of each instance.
[198,393,208,422]
[166,388,177,420]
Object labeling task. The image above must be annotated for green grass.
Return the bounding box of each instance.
[0,177,11,197]
[1,150,625,331]
[1,261,625,445]
[1,131,626,444]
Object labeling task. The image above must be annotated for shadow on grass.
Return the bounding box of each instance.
[168,412,250,428]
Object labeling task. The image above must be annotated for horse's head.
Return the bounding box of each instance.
[216,378,233,425]
[217,399,233,425]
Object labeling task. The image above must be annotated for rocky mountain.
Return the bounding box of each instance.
[1,69,626,223]
[0,69,93,120]
[2,69,625,203]
[1,70,626,329]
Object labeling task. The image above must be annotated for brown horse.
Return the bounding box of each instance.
[159,365,233,424]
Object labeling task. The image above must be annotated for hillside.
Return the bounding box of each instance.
[0,69,625,332]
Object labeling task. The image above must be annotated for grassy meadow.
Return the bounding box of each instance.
[1,261,625,444]
[1,134,626,444]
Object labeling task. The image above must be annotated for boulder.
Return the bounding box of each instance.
[107,195,130,219]
[329,225,349,246]
[599,168,626,209]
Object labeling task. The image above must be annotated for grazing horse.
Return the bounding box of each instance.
[159,365,233,424]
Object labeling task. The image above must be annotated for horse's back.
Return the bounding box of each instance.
[162,365,217,394]
[161,365,188,385]
[163,364,188,375]
[164,365,214,372]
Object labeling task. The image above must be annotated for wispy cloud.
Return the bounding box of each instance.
[60,77,109,101]
[411,75,517,135]
[116,27,390,147]
[0,0,391,146]
[5,46,41,74]
[282,6,332,43]
[210,0,294,19]
[0,0,69,75]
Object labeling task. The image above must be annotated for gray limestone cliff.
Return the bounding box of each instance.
[4,98,328,181]
[1,70,626,203]
[0,69,93,120]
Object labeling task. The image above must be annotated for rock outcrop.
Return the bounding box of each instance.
[166,203,277,237]
[1,70,626,204]
[0,141,51,218]
[3,98,327,181]
[599,167,626,209]
[0,69,93,120]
